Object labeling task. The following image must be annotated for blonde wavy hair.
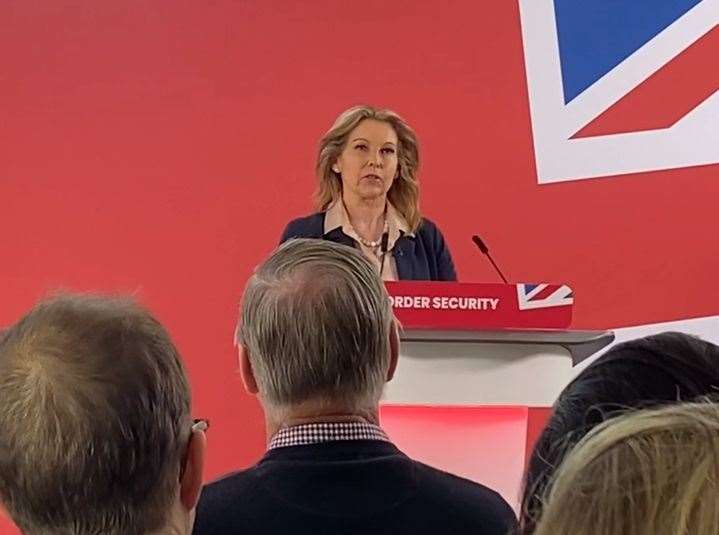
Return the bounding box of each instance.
[534,401,719,535]
[315,105,421,233]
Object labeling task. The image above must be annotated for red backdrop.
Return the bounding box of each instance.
[1,1,717,531]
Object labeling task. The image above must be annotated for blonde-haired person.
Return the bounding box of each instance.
[534,401,719,535]
[280,105,456,281]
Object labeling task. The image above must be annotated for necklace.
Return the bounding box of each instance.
[344,200,389,249]
[352,218,389,249]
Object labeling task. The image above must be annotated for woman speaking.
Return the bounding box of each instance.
[280,105,456,281]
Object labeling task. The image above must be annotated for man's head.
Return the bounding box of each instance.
[0,294,205,534]
[236,238,398,417]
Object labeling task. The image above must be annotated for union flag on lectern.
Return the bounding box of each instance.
[516,284,573,310]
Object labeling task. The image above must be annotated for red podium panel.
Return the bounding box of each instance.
[386,281,573,330]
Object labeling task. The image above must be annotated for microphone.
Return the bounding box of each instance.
[379,232,389,276]
[380,232,389,253]
[471,235,508,284]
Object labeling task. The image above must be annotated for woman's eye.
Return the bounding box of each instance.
[355,144,367,151]
[381,148,396,155]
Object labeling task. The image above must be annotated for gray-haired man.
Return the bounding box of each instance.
[0,294,207,535]
[194,239,516,535]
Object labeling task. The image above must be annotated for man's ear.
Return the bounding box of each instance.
[239,345,259,395]
[180,427,207,511]
[386,320,400,382]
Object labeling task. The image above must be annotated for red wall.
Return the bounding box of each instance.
[1,1,718,531]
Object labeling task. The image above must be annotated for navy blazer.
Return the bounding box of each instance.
[280,212,457,281]
[193,440,517,535]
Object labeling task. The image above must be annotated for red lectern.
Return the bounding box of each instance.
[379,281,613,510]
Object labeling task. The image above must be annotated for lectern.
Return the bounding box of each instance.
[379,281,613,509]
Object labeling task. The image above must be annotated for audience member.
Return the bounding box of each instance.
[534,401,719,535]
[519,332,719,534]
[0,294,207,535]
[194,238,516,535]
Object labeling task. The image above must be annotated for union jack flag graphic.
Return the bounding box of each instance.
[517,283,574,310]
[519,0,719,183]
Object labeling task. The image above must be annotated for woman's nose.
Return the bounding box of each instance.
[368,151,383,167]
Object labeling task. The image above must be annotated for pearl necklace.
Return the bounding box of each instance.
[352,219,389,249]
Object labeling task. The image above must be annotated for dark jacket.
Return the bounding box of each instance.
[193,440,517,535]
[280,213,457,281]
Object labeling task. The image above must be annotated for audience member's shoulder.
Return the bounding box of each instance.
[199,467,255,506]
[280,212,325,243]
[414,461,517,532]
[194,467,258,533]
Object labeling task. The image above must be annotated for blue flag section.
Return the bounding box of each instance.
[554,0,703,102]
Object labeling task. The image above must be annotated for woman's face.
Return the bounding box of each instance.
[333,119,399,203]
